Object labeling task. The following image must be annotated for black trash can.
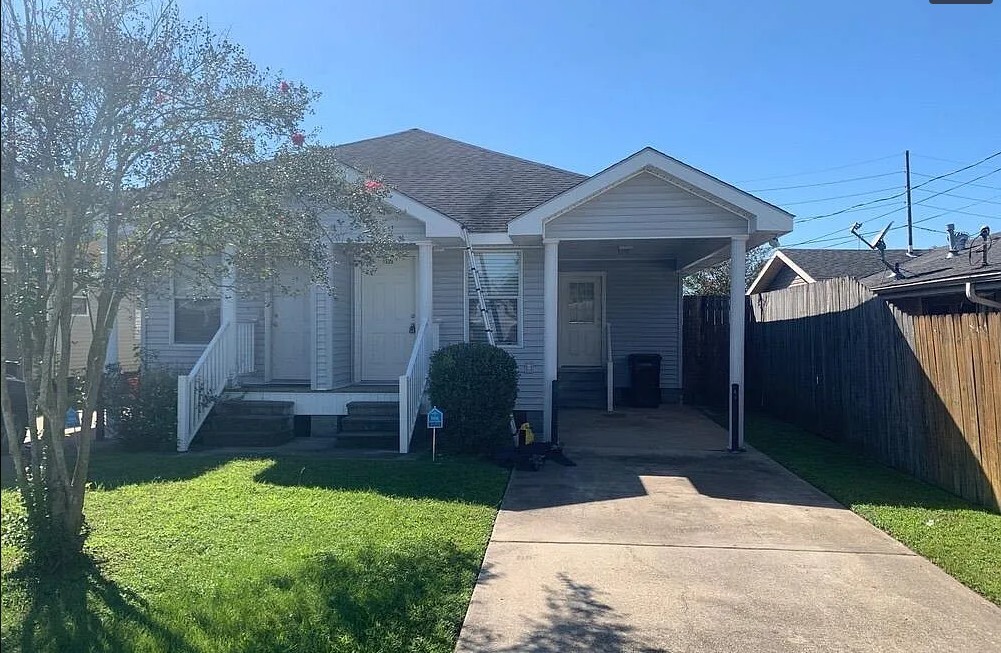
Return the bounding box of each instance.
[628,353,661,408]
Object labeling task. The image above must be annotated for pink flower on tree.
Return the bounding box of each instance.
[279,80,290,93]
[291,132,305,146]
[364,180,383,191]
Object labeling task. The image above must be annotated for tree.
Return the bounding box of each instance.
[1,0,399,565]
[683,245,772,296]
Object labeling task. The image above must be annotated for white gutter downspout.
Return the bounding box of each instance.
[965,282,1001,310]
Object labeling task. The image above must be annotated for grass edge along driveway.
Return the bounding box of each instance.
[743,413,1000,606]
[1,453,509,653]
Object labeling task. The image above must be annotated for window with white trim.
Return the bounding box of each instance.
[173,261,220,344]
[467,251,521,346]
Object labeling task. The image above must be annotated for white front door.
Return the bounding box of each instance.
[559,273,605,366]
[360,257,416,381]
[271,266,311,382]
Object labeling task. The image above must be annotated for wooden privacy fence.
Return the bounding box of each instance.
[682,296,730,407]
[685,279,1000,510]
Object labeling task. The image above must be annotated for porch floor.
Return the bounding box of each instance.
[235,380,398,394]
[557,405,729,454]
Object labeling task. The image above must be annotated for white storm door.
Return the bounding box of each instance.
[360,257,416,381]
[271,267,311,382]
[559,274,604,366]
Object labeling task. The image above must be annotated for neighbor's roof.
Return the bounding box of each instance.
[747,247,915,294]
[862,235,1001,293]
[333,128,587,232]
[783,248,915,281]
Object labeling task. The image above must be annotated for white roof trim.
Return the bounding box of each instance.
[746,250,816,295]
[339,163,462,238]
[509,147,794,237]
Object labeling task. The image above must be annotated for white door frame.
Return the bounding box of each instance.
[352,256,419,383]
[558,271,607,367]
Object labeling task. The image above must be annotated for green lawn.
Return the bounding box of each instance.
[743,413,1001,605]
[1,453,509,653]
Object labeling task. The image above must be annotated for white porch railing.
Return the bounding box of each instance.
[176,321,242,452]
[236,322,255,374]
[605,321,614,413]
[399,319,440,454]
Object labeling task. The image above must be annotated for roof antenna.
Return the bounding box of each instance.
[969,225,992,269]
[946,223,970,259]
[850,221,903,278]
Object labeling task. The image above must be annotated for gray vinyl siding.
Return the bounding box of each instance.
[324,208,427,242]
[67,298,141,373]
[546,172,747,240]
[141,281,205,372]
[330,252,353,387]
[560,259,681,390]
[433,248,465,347]
[237,282,266,376]
[431,246,545,412]
[764,265,808,292]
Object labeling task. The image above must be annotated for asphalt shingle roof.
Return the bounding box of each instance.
[333,129,587,232]
[780,248,915,281]
[861,235,1001,290]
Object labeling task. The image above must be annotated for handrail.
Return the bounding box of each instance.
[606,321,614,413]
[398,319,439,454]
[176,320,238,452]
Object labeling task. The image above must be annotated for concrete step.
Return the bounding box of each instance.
[201,414,294,434]
[340,415,398,433]
[345,401,399,418]
[198,428,295,447]
[213,400,294,417]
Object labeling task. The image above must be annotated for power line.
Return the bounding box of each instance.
[911,172,1001,192]
[750,171,900,192]
[794,151,1001,223]
[908,166,1001,206]
[912,189,1001,205]
[781,185,903,206]
[736,153,899,183]
[919,205,998,220]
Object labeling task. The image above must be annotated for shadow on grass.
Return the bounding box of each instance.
[254,457,508,506]
[3,554,195,653]
[184,540,492,653]
[459,573,668,653]
[1,451,232,492]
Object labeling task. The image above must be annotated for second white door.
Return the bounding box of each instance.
[359,257,416,381]
[559,273,605,366]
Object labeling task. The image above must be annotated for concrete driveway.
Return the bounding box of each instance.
[455,407,1001,653]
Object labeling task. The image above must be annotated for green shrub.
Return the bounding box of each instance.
[428,343,519,454]
[102,363,177,451]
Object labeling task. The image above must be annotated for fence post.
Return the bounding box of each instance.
[176,375,189,452]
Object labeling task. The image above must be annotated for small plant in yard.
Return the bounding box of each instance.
[428,343,519,454]
[102,364,178,451]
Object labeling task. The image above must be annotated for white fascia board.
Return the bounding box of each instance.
[746,253,784,295]
[339,163,462,238]
[509,147,795,237]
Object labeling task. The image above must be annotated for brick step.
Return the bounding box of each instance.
[339,415,398,433]
[345,401,399,418]
[212,400,294,417]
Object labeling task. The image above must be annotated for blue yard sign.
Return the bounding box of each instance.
[427,407,444,430]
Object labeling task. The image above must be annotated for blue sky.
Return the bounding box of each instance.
[179,0,1000,249]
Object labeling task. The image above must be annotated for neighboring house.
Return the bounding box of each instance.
[749,236,1000,315]
[747,248,914,294]
[861,235,1000,315]
[143,128,793,452]
[69,294,142,373]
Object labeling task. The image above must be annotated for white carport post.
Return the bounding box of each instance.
[543,239,560,441]
[728,235,747,451]
[416,241,434,326]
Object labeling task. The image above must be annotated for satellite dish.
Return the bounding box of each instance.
[871,221,894,249]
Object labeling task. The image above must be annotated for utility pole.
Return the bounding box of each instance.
[905,150,915,257]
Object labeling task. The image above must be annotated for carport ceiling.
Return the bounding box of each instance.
[559,238,734,270]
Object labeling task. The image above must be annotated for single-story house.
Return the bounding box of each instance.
[861,233,1000,314]
[748,248,914,294]
[140,129,794,452]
